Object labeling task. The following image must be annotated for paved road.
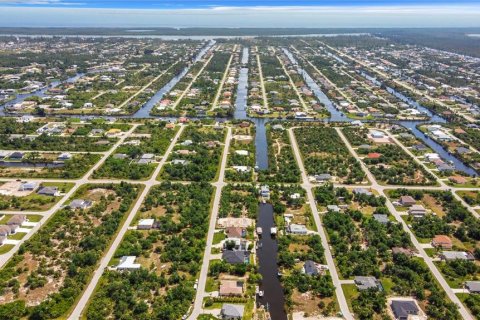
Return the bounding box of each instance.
[277,50,309,113]
[288,127,353,320]
[337,126,474,320]
[69,125,185,319]
[0,124,139,268]
[255,47,269,110]
[318,41,477,123]
[117,62,178,109]
[188,126,231,320]
[210,45,237,111]
[172,47,215,110]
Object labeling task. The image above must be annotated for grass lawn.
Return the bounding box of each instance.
[0,214,43,224]
[424,248,437,257]
[342,284,358,312]
[213,231,226,245]
[9,232,26,240]
[202,298,223,310]
[205,277,218,292]
[198,315,217,320]
[27,214,43,222]
[0,244,14,254]
[381,277,395,294]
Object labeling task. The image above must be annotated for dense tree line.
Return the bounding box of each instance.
[0,183,140,320]
[87,182,213,320]
[258,126,301,183]
[162,126,225,181]
[295,127,366,183]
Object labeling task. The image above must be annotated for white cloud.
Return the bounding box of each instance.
[0,0,83,5]
[0,5,479,28]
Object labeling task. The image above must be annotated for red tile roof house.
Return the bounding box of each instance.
[432,235,453,249]
[449,176,467,185]
[226,227,246,238]
[367,152,382,159]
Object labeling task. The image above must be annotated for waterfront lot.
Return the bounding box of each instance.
[343,126,437,186]
[258,123,301,183]
[225,121,256,182]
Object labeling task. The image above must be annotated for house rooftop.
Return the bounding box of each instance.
[390,300,419,320]
[354,276,382,291]
[221,304,245,319]
[117,256,141,270]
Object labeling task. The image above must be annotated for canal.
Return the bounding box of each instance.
[134,40,215,118]
[256,203,287,320]
[0,72,84,116]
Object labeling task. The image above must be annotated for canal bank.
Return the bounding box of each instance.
[256,202,287,320]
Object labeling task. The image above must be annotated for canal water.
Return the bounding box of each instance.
[356,70,477,175]
[256,203,287,320]
[1,42,477,176]
[0,73,84,116]
[133,40,215,118]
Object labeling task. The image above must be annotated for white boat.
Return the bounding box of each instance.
[270,227,277,235]
[256,227,263,235]
[258,291,264,297]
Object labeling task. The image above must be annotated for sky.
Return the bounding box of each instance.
[0,0,480,28]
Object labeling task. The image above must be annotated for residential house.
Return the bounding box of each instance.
[466,281,480,293]
[9,151,24,160]
[303,260,319,276]
[232,166,250,173]
[137,218,155,230]
[390,300,421,320]
[399,196,416,207]
[354,276,383,291]
[367,152,382,159]
[287,224,308,235]
[116,256,141,271]
[327,205,341,213]
[37,186,59,196]
[353,188,373,196]
[392,247,415,257]
[113,153,128,159]
[7,215,26,226]
[221,304,245,320]
[449,176,467,185]
[57,152,72,160]
[222,250,249,264]
[69,199,93,210]
[219,280,244,297]
[259,185,270,198]
[441,251,475,261]
[172,159,189,166]
[373,214,389,225]
[235,150,249,156]
[225,227,246,238]
[19,181,38,191]
[370,130,385,139]
[432,235,452,249]
[223,238,248,251]
[408,205,427,218]
[0,225,15,236]
[315,174,332,183]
